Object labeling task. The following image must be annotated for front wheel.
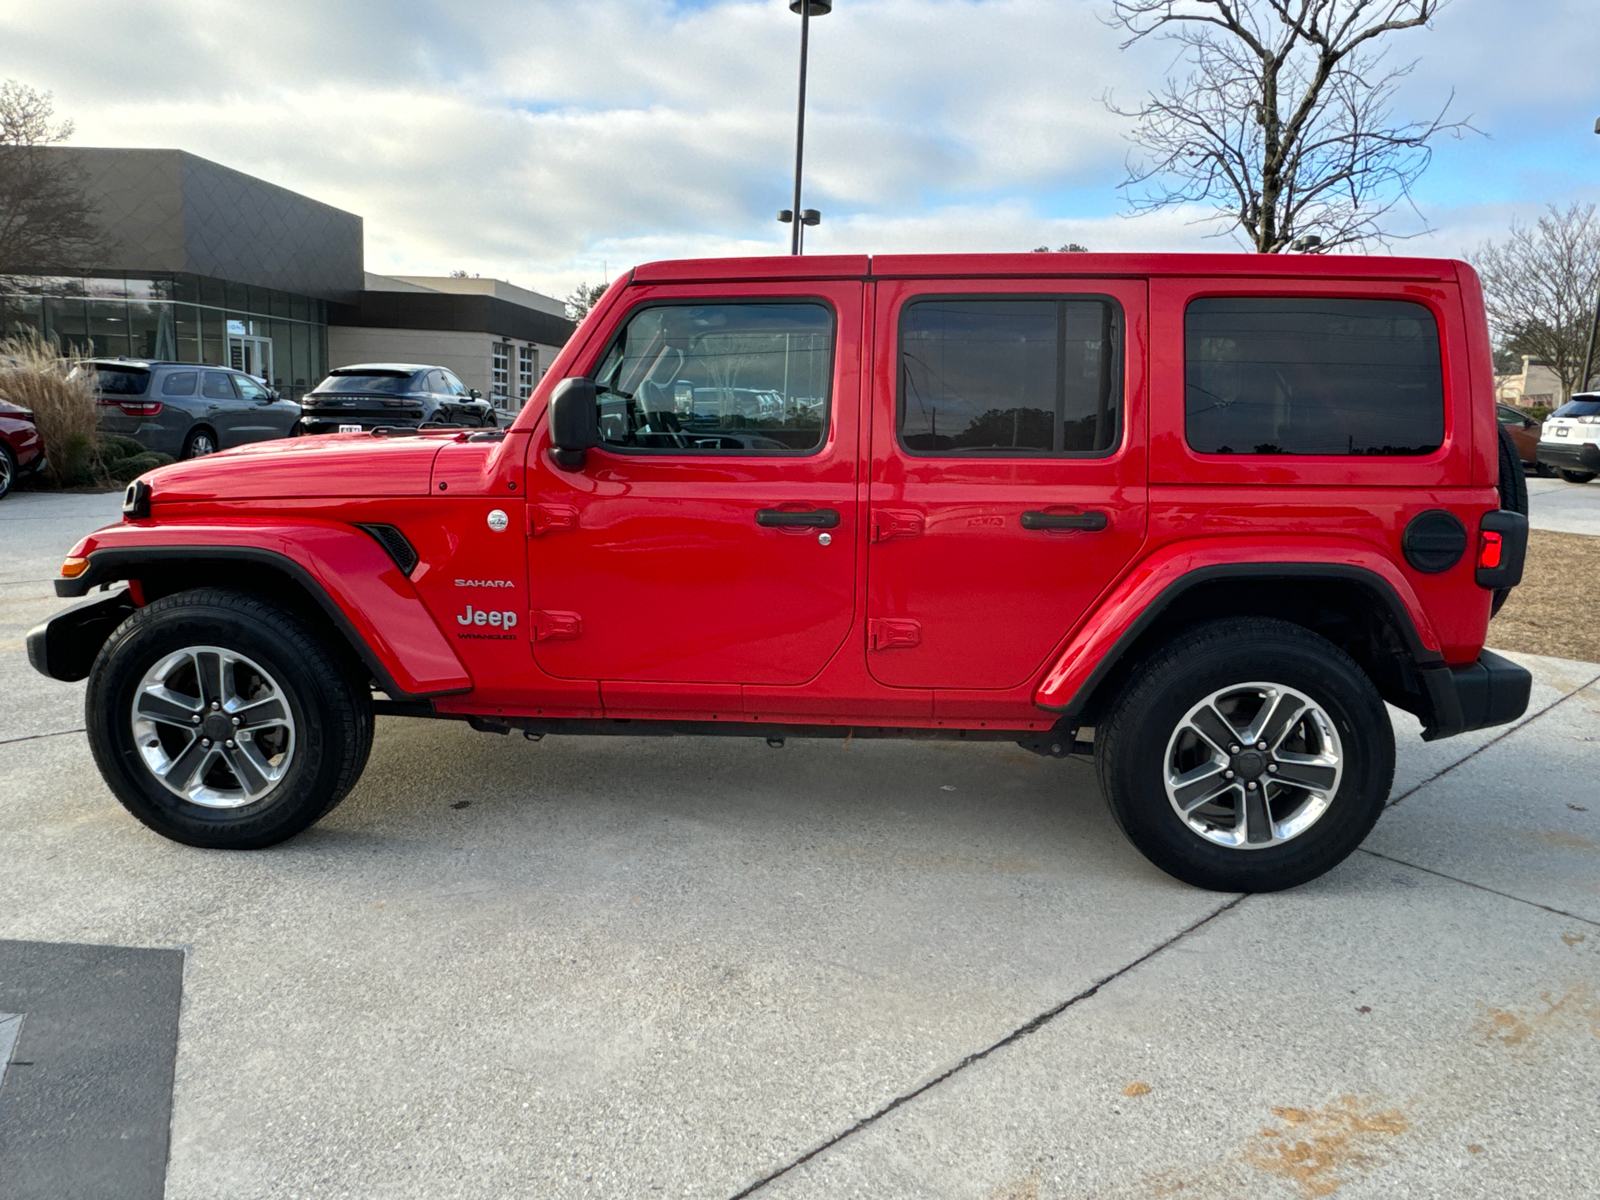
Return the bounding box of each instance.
[0,442,16,499]
[1095,618,1394,892]
[1558,468,1596,484]
[86,589,373,848]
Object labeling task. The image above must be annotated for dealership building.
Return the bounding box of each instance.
[0,148,575,416]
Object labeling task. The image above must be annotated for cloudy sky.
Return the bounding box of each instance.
[3,0,1597,300]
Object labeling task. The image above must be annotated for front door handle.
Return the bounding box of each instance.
[1021,511,1109,532]
[756,508,840,529]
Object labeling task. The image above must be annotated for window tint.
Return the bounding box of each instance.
[1185,298,1444,456]
[594,302,832,453]
[312,372,414,395]
[95,367,150,396]
[443,371,467,396]
[899,298,1120,455]
[1552,398,1600,418]
[202,372,238,400]
[161,371,198,397]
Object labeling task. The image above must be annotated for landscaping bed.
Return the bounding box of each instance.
[1488,528,1600,663]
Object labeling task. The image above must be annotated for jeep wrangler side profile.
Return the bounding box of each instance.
[29,253,1531,893]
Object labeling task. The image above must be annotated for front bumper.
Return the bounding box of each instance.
[1417,649,1532,742]
[27,590,137,682]
[1535,439,1600,472]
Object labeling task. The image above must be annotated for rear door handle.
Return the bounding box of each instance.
[756,508,840,528]
[1021,511,1109,532]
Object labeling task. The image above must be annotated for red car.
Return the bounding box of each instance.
[29,253,1531,892]
[0,399,46,499]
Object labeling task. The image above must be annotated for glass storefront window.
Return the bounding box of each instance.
[42,297,88,353]
[88,300,131,357]
[174,304,201,363]
[85,276,129,299]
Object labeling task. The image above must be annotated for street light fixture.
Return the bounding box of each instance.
[780,0,831,255]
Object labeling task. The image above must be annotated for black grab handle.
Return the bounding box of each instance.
[756,508,841,529]
[1021,511,1109,532]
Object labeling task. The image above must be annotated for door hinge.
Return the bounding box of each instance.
[530,610,582,641]
[527,504,579,536]
[871,509,924,542]
[868,617,921,650]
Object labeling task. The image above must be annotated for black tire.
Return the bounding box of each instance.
[1492,424,1530,616]
[86,588,373,849]
[0,442,16,499]
[1095,617,1394,893]
[182,426,219,459]
[1558,469,1596,484]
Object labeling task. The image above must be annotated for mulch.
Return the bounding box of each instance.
[1488,529,1600,664]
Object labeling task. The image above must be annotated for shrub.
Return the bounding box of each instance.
[0,330,101,486]
[100,433,147,463]
[107,451,173,483]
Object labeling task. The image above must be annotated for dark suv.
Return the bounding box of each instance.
[92,360,303,459]
[299,364,495,434]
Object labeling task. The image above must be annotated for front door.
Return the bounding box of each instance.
[865,278,1149,691]
[527,282,862,686]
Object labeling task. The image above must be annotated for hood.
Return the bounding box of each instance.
[145,432,456,503]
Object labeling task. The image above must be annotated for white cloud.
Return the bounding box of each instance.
[1,0,1594,299]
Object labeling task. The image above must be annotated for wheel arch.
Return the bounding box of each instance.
[1043,563,1446,730]
[53,535,471,699]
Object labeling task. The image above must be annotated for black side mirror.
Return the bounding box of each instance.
[469,388,482,400]
[547,376,599,470]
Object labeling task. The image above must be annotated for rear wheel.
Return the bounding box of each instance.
[1558,469,1596,484]
[0,442,16,499]
[182,426,218,459]
[1096,618,1393,892]
[86,589,373,848]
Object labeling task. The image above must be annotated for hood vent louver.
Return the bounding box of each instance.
[356,523,419,576]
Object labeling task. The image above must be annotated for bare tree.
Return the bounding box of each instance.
[1471,203,1600,402]
[1106,0,1470,252]
[565,281,609,322]
[0,81,106,274]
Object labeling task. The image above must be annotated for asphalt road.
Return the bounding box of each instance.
[1,485,1597,1199]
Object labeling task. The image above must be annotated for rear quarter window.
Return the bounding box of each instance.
[95,368,150,396]
[1185,297,1444,457]
[161,371,198,396]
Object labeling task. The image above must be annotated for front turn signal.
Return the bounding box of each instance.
[60,556,89,578]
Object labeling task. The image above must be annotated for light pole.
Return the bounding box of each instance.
[1582,117,1600,395]
[778,0,831,255]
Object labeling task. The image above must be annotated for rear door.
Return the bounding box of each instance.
[866,277,1149,690]
[526,281,862,686]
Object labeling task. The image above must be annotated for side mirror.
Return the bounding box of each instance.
[547,376,598,470]
[469,388,482,400]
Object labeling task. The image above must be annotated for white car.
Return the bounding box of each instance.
[1536,394,1600,483]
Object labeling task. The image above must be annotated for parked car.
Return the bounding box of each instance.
[1496,402,1546,474]
[0,399,46,499]
[1536,393,1600,483]
[299,364,494,434]
[30,253,1531,895]
[90,360,303,460]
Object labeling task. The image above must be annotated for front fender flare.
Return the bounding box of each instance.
[53,520,472,698]
[1033,539,1444,717]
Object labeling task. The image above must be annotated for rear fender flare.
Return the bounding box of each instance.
[53,521,472,698]
[1034,541,1443,717]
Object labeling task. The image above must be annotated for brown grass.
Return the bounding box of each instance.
[1488,529,1600,664]
[0,329,100,485]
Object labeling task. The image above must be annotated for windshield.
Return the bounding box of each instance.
[96,367,150,396]
[1551,397,1600,418]
[311,372,418,395]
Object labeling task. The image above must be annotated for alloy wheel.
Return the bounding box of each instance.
[1162,682,1343,850]
[131,646,296,808]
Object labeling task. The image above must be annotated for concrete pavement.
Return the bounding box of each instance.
[1528,472,1600,536]
[0,489,1596,1199]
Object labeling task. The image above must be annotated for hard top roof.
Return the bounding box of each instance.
[326,363,434,375]
[630,252,1462,285]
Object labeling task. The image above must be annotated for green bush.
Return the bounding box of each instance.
[107,451,173,483]
[99,434,147,463]
[1525,404,1555,423]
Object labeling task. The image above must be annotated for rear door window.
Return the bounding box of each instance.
[593,302,833,454]
[1185,297,1444,456]
[202,372,239,400]
[161,371,198,396]
[898,298,1121,455]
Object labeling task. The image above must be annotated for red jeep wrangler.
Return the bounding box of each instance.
[29,254,1531,892]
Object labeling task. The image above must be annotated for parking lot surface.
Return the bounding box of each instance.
[2,488,1597,1199]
